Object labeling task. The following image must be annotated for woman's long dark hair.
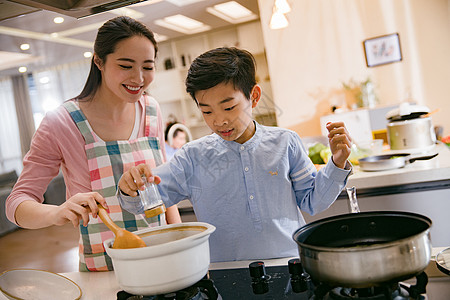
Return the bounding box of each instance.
[77,16,158,101]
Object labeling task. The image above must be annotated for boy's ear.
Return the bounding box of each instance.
[251,84,261,108]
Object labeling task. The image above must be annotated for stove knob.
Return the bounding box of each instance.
[249,261,266,278]
[249,261,269,294]
[288,258,309,293]
[288,258,304,275]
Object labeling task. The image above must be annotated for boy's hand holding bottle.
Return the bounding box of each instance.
[119,164,160,197]
[326,122,352,169]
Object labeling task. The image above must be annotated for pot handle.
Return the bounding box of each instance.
[346,186,360,213]
[408,153,438,163]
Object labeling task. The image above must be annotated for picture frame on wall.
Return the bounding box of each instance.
[363,33,402,67]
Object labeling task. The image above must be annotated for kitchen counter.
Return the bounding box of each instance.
[1,249,448,300]
[346,142,450,192]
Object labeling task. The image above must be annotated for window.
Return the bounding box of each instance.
[0,77,22,174]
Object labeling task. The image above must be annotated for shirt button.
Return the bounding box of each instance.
[244,167,249,172]
[240,146,245,151]
[250,195,254,200]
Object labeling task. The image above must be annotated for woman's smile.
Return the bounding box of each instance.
[123,84,142,94]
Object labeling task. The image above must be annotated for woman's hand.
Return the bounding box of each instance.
[118,163,161,197]
[52,192,107,227]
[326,122,352,169]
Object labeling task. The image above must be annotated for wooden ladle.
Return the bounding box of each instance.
[97,204,146,249]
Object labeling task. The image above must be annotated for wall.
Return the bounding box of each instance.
[258,0,450,137]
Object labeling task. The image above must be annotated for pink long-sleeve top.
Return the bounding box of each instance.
[6,96,166,225]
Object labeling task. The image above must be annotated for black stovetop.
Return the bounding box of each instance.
[209,264,310,299]
[117,261,427,300]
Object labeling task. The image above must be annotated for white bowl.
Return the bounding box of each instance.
[104,222,216,296]
[0,269,81,300]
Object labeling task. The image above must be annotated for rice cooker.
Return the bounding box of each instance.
[386,103,436,151]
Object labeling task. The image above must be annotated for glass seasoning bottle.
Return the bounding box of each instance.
[140,174,166,218]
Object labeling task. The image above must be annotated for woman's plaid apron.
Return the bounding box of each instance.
[63,96,164,271]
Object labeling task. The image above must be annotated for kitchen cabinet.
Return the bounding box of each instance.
[319,105,397,144]
[148,21,276,140]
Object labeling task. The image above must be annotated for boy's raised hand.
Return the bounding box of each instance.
[118,163,160,197]
[326,122,352,169]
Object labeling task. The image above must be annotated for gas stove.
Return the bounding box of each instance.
[116,259,429,300]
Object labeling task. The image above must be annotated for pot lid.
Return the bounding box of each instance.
[386,103,430,121]
[436,247,450,276]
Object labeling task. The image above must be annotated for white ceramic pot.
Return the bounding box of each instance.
[104,222,216,296]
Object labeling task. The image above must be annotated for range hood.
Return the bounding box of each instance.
[1,0,149,20]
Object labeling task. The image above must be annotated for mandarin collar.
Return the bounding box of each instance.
[218,121,263,151]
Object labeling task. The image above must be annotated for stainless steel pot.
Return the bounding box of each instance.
[292,188,432,288]
[387,117,436,151]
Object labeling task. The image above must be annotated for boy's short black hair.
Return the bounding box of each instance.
[185,47,257,104]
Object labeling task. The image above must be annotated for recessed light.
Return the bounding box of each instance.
[275,0,291,14]
[154,33,168,43]
[269,10,289,29]
[18,66,27,73]
[50,32,59,38]
[207,1,257,24]
[20,43,30,50]
[164,15,204,30]
[53,17,64,24]
[154,14,210,34]
[165,0,205,6]
[39,76,50,84]
[83,51,92,58]
[109,7,144,19]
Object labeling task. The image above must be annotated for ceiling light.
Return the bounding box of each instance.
[165,0,205,6]
[20,43,30,50]
[39,76,50,84]
[206,1,257,24]
[164,15,204,30]
[53,17,64,24]
[109,7,144,19]
[269,10,288,29]
[154,14,211,34]
[275,0,291,14]
[84,51,92,58]
[18,66,27,73]
[154,33,168,42]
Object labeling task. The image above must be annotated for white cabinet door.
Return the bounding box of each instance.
[320,109,373,144]
[148,69,184,103]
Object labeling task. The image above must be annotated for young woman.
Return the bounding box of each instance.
[5,16,181,271]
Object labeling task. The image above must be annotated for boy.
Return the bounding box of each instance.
[118,47,352,262]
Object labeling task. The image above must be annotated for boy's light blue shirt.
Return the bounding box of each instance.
[118,122,351,262]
